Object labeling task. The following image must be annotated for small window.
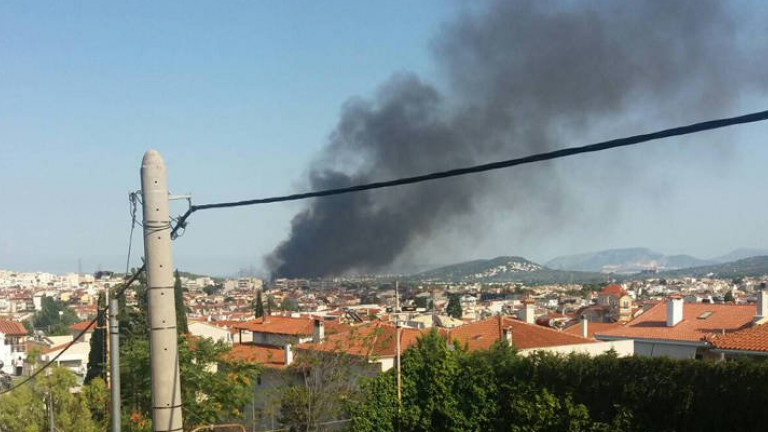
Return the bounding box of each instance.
[697,311,713,320]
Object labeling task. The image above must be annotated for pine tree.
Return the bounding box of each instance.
[254,290,265,318]
[724,290,735,303]
[174,270,188,334]
[446,294,463,319]
[85,294,107,384]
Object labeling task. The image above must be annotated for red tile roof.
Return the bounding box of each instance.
[0,319,28,336]
[68,320,96,332]
[596,303,755,343]
[449,316,593,351]
[711,323,768,353]
[600,284,627,297]
[563,321,624,339]
[233,316,348,336]
[297,322,424,358]
[225,343,286,368]
[41,342,71,355]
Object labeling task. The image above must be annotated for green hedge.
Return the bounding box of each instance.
[349,330,768,432]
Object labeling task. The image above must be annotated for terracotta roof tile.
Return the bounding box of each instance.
[297,322,424,358]
[68,320,95,332]
[600,284,627,297]
[233,316,347,336]
[596,302,754,342]
[0,319,28,336]
[225,343,286,368]
[450,316,593,351]
[711,323,768,353]
[563,321,624,339]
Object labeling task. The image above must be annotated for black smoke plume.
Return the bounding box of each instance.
[267,0,767,278]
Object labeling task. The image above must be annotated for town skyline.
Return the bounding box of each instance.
[3,1,768,276]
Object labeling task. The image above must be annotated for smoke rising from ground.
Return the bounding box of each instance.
[267,0,767,278]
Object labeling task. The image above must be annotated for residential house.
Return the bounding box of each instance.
[596,284,634,322]
[0,319,27,375]
[596,296,758,359]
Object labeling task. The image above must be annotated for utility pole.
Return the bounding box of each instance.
[141,150,183,432]
[48,388,55,432]
[109,295,122,432]
[47,368,55,432]
[395,281,402,404]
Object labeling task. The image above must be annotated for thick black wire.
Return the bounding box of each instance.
[5,108,767,395]
[185,109,768,213]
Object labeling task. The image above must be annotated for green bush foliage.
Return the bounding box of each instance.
[349,329,768,432]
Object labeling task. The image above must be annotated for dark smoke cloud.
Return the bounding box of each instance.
[267,0,767,278]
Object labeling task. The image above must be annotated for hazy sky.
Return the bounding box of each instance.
[2,1,767,276]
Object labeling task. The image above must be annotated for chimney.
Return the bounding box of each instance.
[517,300,536,324]
[754,285,767,324]
[284,343,293,366]
[666,296,684,327]
[580,316,589,339]
[313,319,325,343]
[501,327,513,344]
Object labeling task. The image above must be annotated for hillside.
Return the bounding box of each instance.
[713,248,768,263]
[545,247,715,273]
[412,256,608,284]
[655,256,768,279]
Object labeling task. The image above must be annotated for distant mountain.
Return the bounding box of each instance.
[545,248,715,274]
[412,256,608,284]
[656,256,768,279]
[712,248,768,263]
[416,256,542,281]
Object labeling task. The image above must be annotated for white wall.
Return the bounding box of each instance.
[520,340,634,358]
[633,341,698,359]
[188,322,233,344]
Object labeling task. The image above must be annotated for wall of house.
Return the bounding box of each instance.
[188,322,233,344]
[0,334,12,375]
[520,340,634,358]
[0,334,26,375]
[633,341,698,359]
[252,332,311,347]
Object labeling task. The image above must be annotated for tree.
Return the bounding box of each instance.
[119,305,261,431]
[82,377,110,431]
[279,344,364,431]
[349,330,612,432]
[174,270,188,334]
[254,290,265,318]
[414,296,429,309]
[724,290,735,303]
[0,366,100,432]
[85,293,107,384]
[280,298,299,312]
[446,294,462,319]
[32,297,79,336]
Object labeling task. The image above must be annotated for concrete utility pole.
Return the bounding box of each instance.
[395,281,402,404]
[48,388,55,432]
[141,150,183,432]
[109,296,122,432]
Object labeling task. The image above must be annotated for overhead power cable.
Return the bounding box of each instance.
[5,109,767,395]
[173,109,768,225]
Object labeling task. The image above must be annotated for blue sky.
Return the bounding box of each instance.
[2,1,767,276]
